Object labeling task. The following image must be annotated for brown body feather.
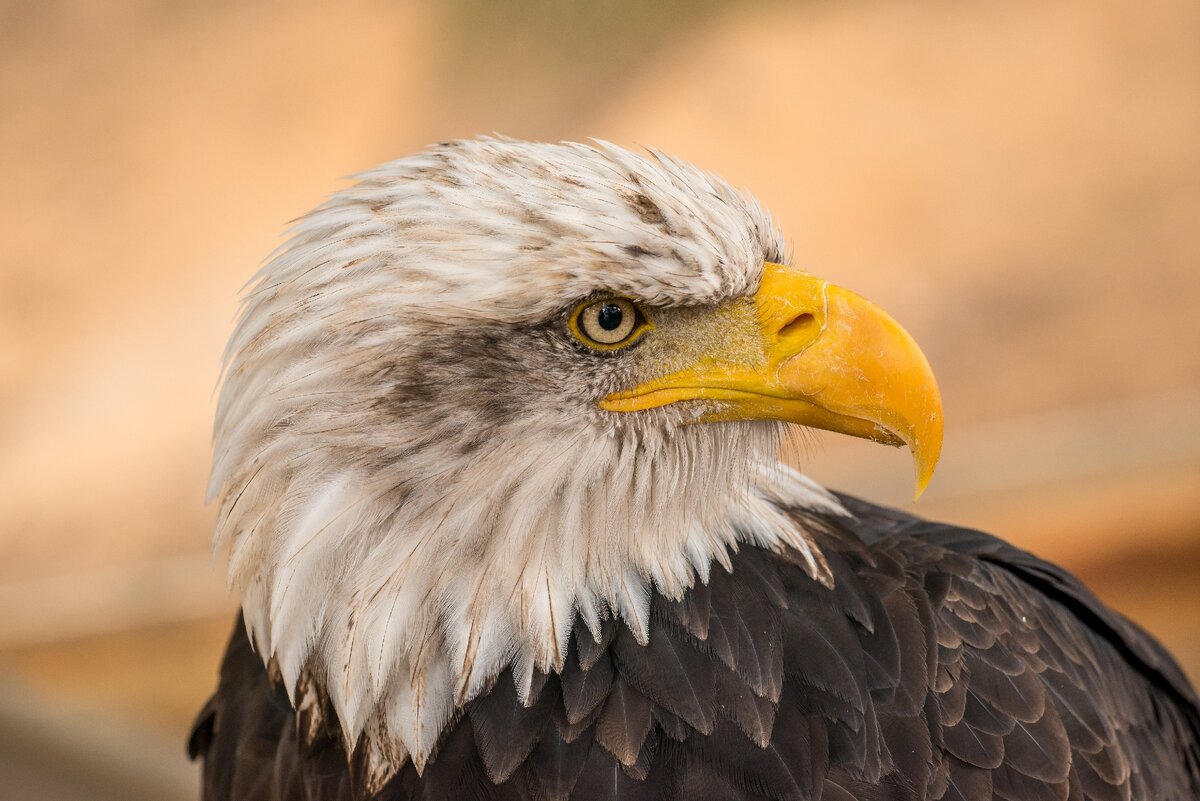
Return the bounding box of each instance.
[190,495,1200,800]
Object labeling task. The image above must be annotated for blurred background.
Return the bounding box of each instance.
[1,0,1198,798]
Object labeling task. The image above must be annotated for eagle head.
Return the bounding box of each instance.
[208,137,941,779]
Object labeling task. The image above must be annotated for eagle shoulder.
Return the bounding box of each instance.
[191,497,1200,800]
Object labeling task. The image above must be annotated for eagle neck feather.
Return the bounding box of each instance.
[215,419,842,783]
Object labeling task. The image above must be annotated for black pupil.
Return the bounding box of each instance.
[597,303,624,331]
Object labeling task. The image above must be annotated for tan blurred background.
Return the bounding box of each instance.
[1,0,1198,798]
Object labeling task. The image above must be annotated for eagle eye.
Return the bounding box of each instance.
[570,298,646,349]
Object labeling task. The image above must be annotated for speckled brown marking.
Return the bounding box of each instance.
[623,244,658,260]
[628,192,667,228]
[432,171,464,188]
[522,236,552,253]
[519,205,571,239]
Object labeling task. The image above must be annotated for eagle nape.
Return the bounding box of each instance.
[192,137,1200,801]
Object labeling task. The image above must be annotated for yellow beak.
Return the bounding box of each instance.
[600,263,944,500]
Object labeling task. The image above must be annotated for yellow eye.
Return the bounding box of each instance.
[571,298,646,349]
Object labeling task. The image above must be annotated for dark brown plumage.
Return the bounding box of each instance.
[190,495,1200,800]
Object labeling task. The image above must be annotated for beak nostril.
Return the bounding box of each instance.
[778,312,816,339]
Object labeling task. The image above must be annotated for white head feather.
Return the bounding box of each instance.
[209,137,845,783]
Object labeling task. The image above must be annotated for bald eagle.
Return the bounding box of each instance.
[189,138,1200,801]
